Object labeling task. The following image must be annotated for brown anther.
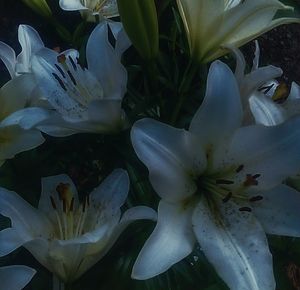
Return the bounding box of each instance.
[56,183,71,200]
[252,174,261,179]
[222,192,232,203]
[50,196,57,210]
[249,196,263,202]
[243,174,258,187]
[235,164,244,173]
[216,179,234,185]
[69,197,75,211]
[239,207,252,212]
[57,54,66,64]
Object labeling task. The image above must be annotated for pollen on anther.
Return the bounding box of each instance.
[216,179,234,185]
[243,174,258,187]
[239,207,252,212]
[57,54,66,64]
[249,196,263,202]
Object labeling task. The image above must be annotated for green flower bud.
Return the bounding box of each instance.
[117,0,159,60]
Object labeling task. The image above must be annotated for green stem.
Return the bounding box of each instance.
[170,60,199,125]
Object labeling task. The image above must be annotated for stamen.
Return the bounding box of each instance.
[249,195,263,202]
[222,192,232,203]
[67,70,77,85]
[50,196,57,209]
[62,199,67,213]
[68,56,77,71]
[52,73,67,91]
[235,164,244,173]
[216,179,234,185]
[54,64,66,78]
[243,174,258,187]
[69,197,75,211]
[252,174,261,179]
[87,195,90,206]
[82,197,87,213]
[239,207,252,212]
[56,183,71,200]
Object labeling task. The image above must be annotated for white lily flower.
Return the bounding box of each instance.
[0,169,156,283]
[250,81,300,126]
[27,21,130,137]
[0,265,36,290]
[176,0,300,63]
[0,24,44,78]
[59,0,118,22]
[0,76,45,167]
[229,42,283,124]
[130,61,300,290]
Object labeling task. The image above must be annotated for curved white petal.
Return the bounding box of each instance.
[59,0,87,10]
[0,228,25,256]
[289,82,300,100]
[0,187,51,240]
[249,92,287,126]
[189,61,242,151]
[86,22,127,99]
[251,184,300,237]
[0,75,33,120]
[0,107,51,129]
[192,199,275,290]
[16,25,44,74]
[0,42,16,78]
[131,118,206,202]
[39,174,79,214]
[228,117,300,189]
[241,65,282,99]
[132,201,195,280]
[90,168,129,211]
[0,265,36,290]
[0,125,45,161]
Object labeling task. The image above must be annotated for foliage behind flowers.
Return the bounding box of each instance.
[1,0,300,290]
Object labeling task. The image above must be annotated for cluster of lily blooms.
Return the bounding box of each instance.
[1,0,300,289]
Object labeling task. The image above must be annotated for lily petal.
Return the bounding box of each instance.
[0,228,25,256]
[0,265,36,290]
[90,169,129,211]
[0,125,45,161]
[131,118,206,202]
[228,117,300,189]
[86,22,127,99]
[189,61,242,151]
[59,0,87,10]
[0,187,51,241]
[132,201,195,280]
[249,92,286,126]
[0,42,16,78]
[192,199,275,290]
[16,25,44,74]
[251,184,300,237]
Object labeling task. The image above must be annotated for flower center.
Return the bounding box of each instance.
[51,54,103,110]
[49,183,90,240]
[196,164,263,212]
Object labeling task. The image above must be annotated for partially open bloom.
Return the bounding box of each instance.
[59,0,118,22]
[0,169,156,283]
[25,21,130,136]
[0,24,44,78]
[0,76,45,167]
[131,61,300,290]
[177,0,300,63]
[0,265,36,290]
